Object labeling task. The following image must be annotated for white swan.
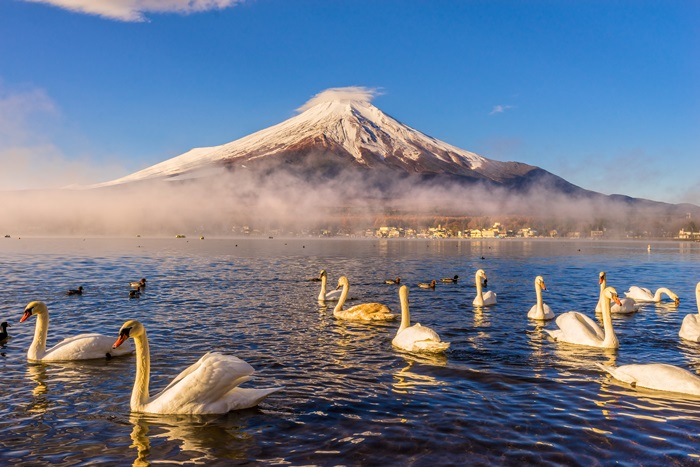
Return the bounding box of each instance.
[317,270,342,302]
[392,286,450,353]
[597,362,700,396]
[596,272,639,314]
[113,319,280,414]
[19,301,133,362]
[545,287,621,349]
[333,276,395,321]
[624,285,679,305]
[527,276,554,320]
[473,269,497,307]
[679,282,700,342]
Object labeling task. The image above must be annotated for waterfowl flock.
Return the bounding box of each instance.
[2,263,700,421]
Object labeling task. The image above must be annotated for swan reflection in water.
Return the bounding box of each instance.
[391,356,447,395]
[129,413,255,466]
[26,363,49,414]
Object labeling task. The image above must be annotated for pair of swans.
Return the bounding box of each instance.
[333,276,395,321]
[624,284,679,305]
[528,276,554,320]
[599,283,700,395]
[679,281,700,341]
[473,269,497,307]
[392,285,450,353]
[596,272,639,314]
[20,301,134,361]
[113,320,280,414]
[545,287,621,349]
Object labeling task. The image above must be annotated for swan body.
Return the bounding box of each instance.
[333,276,395,321]
[392,286,450,353]
[317,270,342,302]
[441,275,459,283]
[417,280,436,289]
[20,301,133,361]
[473,269,497,307]
[597,363,700,396]
[624,286,679,305]
[596,272,640,314]
[130,278,147,288]
[113,320,280,414]
[679,282,700,342]
[527,276,554,320]
[0,321,9,343]
[545,287,621,349]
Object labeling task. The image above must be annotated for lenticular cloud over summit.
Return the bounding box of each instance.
[296,87,383,112]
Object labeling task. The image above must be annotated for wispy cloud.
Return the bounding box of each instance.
[297,86,384,113]
[22,0,246,22]
[489,104,514,116]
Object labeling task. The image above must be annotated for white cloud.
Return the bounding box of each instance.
[22,0,246,22]
[489,104,514,116]
[297,86,383,113]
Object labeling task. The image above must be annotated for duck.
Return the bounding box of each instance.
[66,286,84,296]
[0,321,9,343]
[597,362,700,396]
[130,278,147,288]
[333,276,395,321]
[679,281,700,342]
[19,301,133,361]
[392,285,450,353]
[545,287,621,349]
[596,272,639,314]
[473,269,497,307]
[384,277,401,285]
[417,280,437,289]
[317,269,342,302]
[527,276,554,320]
[440,275,459,283]
[113,319,280,414]
[624,285,679,305]
[129,289,141,299]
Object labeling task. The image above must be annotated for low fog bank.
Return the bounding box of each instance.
[1,167,697,238]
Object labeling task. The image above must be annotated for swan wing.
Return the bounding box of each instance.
[148,352,279,414]
[483,291,497,305]
[42,333,134,361]
[549,312,604,346]
[679,314,700,342]
[598,363,700,395]
[323,289,343,301]
[334,303,395,321]
[392,324,449,353]
[527,303,554,320]
[625,286,654,302]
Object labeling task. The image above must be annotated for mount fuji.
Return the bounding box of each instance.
[97,90,583,196]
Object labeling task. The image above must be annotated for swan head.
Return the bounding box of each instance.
[20,301,48,323]
[599,272,606,284]
[319,269,327,279]
[336,276,349,290]
[114,319,145,349]
[475,269,487,282]
[603,287,622,306]
[399,284,409,300]
[535,276,546,290]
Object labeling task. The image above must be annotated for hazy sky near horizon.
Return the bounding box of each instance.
[1,0,698,204]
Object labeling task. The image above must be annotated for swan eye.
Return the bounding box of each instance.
[120,327,132,338]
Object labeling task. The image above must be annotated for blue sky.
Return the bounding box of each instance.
[1,0,698,204]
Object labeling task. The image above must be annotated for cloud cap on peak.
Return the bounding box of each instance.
[297,87,383,113]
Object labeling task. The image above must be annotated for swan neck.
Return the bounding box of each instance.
[318,274,327,301]
[132,331,151,411]
[601,298,618,347]
[28,312,49,360]
[535,283,543,313]
[399,292,410,332]
[696,288,700,315]
[475,274,483,303]
[333,282,349,313]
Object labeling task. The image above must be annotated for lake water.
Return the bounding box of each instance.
[1,237,699,466]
